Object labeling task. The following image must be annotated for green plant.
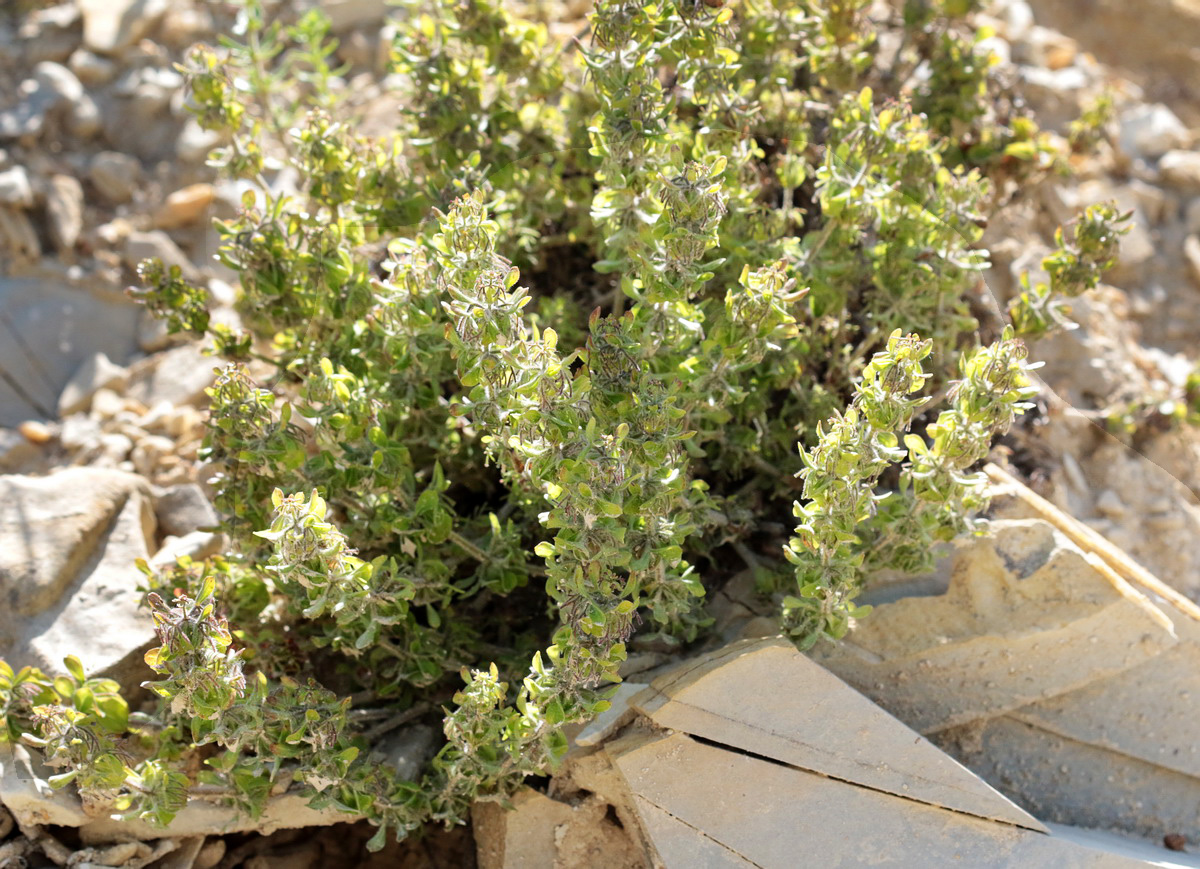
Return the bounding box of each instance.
[3,0,1133,851]
[1009,202,1132,340]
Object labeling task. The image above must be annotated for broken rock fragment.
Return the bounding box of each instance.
[809,519,1178,733]
[0,467,157,677]
[631,637,1041,830]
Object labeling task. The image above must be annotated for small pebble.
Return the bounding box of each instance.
[17,420,52,444]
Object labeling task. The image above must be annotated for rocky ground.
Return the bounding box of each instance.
[3,0,1200,866]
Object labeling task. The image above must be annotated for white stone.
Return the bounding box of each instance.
[1160,151,1200,193]
[68,49,117,86]
[1001,0,1034,43]
[124,229,198,280]
[0,166,34,208]
[1118,104,1189,160]
[79,0,167,54]
[150,531,222,568]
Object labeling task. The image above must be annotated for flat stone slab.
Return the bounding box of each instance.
[633,637,1043,831]
[0,467,157,677]
[938,715,1200,847]
[0,743,353,841]
[0,275,140,426]
[810,519,1177,734]
[1009,600,1200,780]
[609,731,1177,868]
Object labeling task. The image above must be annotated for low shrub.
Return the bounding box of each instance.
[3,0,1128,848]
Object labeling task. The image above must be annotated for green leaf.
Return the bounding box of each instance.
[63,656,86,683]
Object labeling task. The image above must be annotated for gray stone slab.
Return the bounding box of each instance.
[633,637,1044,831]
[810,520,1177,734]
[0,467,157,677]
[938,715,1200,847]
[1010,601,1200,780]
[0,276,141,426]
[611,732,1159,869]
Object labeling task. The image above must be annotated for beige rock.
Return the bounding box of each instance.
[0,427,39,470]
[575,682,646,748]
[609,732,1160,868]
[810,520,1177,734]
[1010,618,1200,780]
[154,183,215,230]
[193,838,225,869]
[58,351,128,416]
[44,173,84,253]
[1185,234,1200,288]
[1160,151,1200,193]
[150,531,222,568]
[0,205,40,261]
[0,467,156,676]
[124,229,198,281]
[127,344,217,409]
[16,419,52,444]
[1118,103,1188,160]
[938,715,1200,846]
[634,638,1042,830]
[89,151,140,204]
[0,743,355,842]
[474,787,645,869]
[79,0,166,54]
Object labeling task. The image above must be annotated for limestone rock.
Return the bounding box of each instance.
[633,637,1042,830]
[575,682,646,748]
[57,351,129,416]
[809,520,1177,734]
[609,731,1171,868]
[0,468,156,677]
[150,531,222,568]
[126,344,216,409]
[1118,104,1189,160]
[1008,606,1200,781]
[19,3,83,65]
[68,49,117,87]
[0,166,35,208]
[44,173,84,253]
[153,183,215,230]
[89,151,140,204]
[0,206,39,261]
[1160,151,1200,193]
[319,0,392,31]
[79,0,167,54]
[938,716,1200,847]
[1185,234,1200,289]
[124,229,197,280]
[473,787,645,869]
[154,483,218,538]
[0,743,354,841]
[0,275,140,427]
